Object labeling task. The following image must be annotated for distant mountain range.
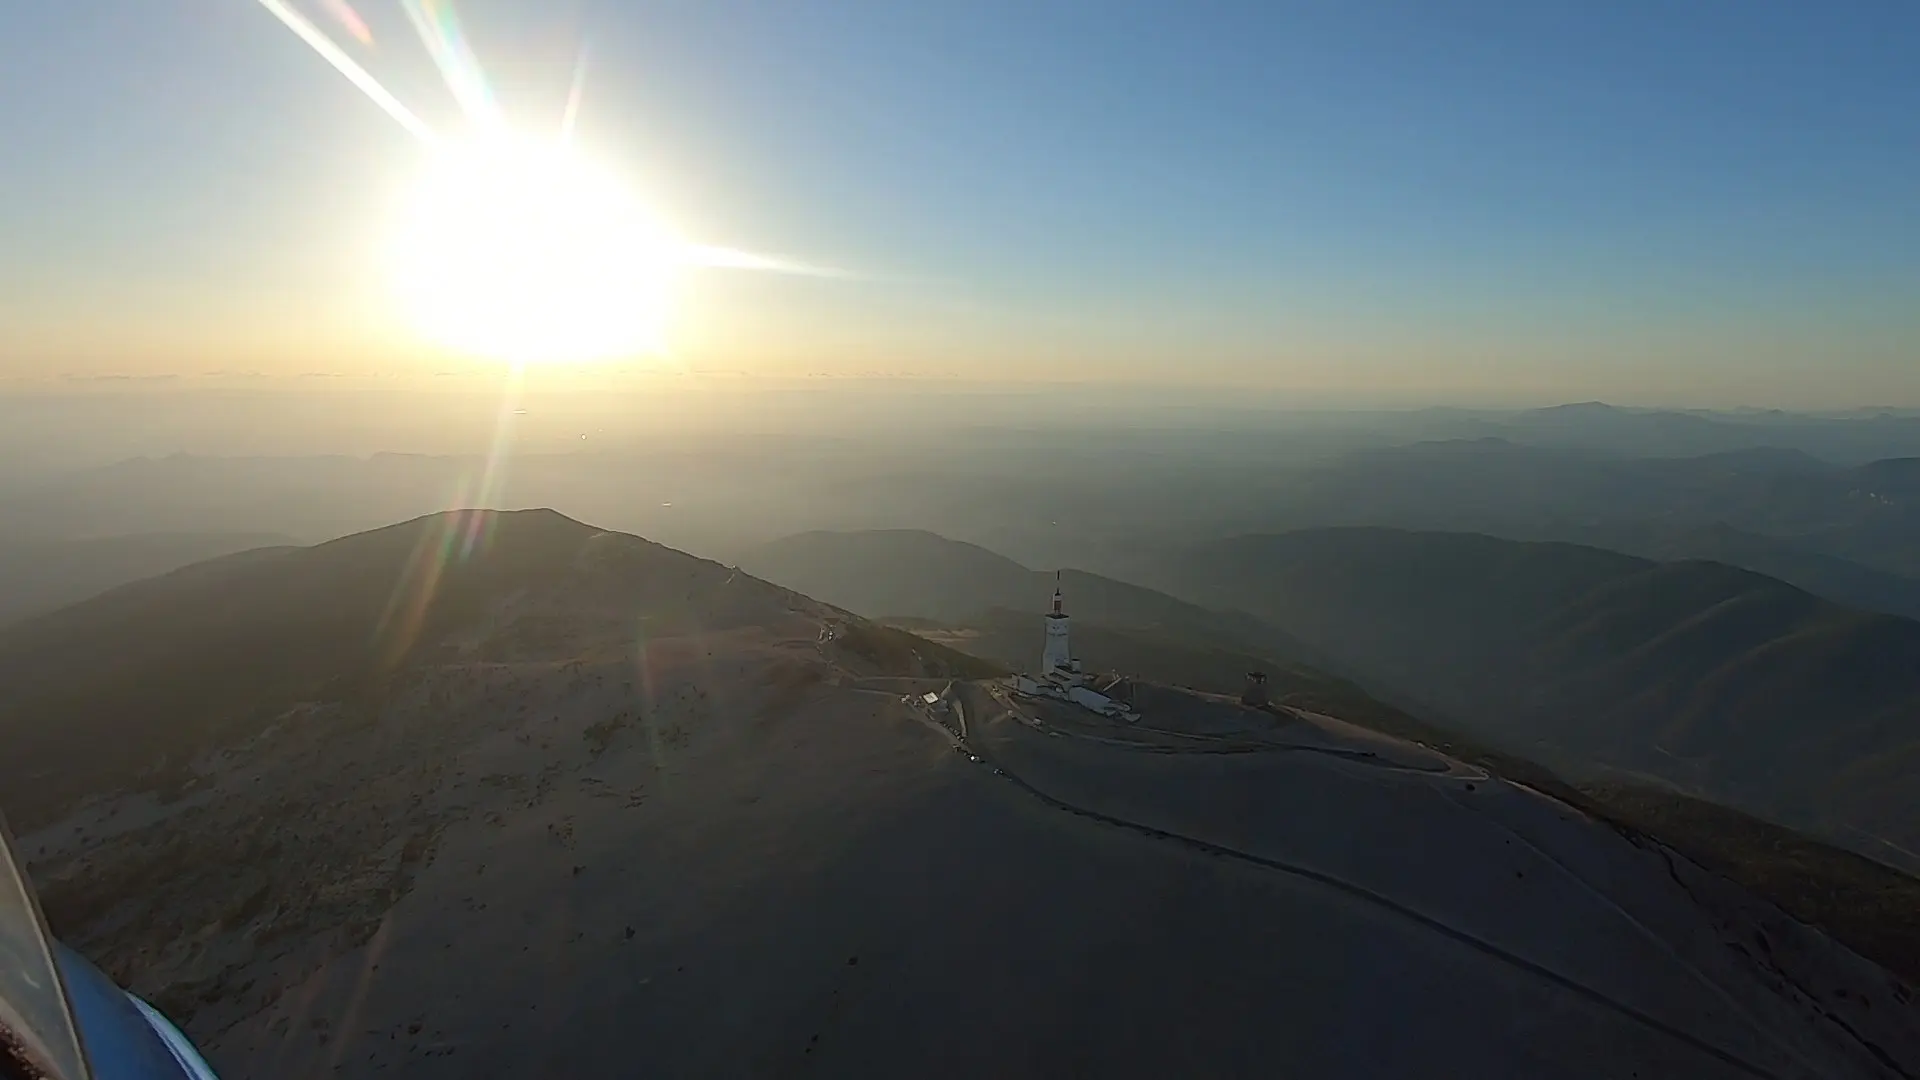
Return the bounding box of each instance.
[0,531,299,626]
[1572,520,1920,622]
[739,529,1323,662]
[1138,528,1920,863]
[1412,401,1920,463]
[11,407,1920,603]
[1170,437,1920,616]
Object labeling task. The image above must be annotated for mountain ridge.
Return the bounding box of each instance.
[0,509,995,828]
[1143,526,1920,861]
[739,527,1323,664]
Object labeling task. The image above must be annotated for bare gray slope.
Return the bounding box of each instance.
[211,687,1766,1079]
[15,512,1920,1078]
[955,688,1920,1079]
[35,664,1917,1079]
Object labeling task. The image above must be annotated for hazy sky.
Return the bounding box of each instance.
[2,1,1916,404]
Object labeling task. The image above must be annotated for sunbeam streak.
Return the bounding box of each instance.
[561,44,589,142]
[401,0,497,125]
[251,0,436,142]
[685,245,857,280]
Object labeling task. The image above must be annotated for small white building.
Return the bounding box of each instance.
[1005,576,1138,723]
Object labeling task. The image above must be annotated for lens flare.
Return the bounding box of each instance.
[685,245,857,280]
[319,0,374,46]
[400,0,497,126]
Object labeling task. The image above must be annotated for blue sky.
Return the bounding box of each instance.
[1,0,1915,403]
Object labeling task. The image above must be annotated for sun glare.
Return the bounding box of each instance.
[388,133,681,366]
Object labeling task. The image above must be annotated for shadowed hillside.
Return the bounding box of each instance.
[1200,439,1920,614]
[0,509,992,828]
[1568,521,1920,622]
[740,528,1320,661]
[1142,527,1920,860]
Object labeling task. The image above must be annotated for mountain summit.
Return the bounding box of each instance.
[0,509,987,826]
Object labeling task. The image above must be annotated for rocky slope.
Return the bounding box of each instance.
[8,511,1918,1077]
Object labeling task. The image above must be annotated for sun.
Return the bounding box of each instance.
[387,132,682,366]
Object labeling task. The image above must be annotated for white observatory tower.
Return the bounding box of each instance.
[1042,572,1073,677]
